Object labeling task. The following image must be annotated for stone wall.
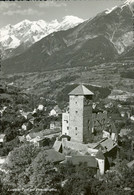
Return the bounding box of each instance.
[69,95,84,143]
[62,112,69,135]
[83,102,93,143]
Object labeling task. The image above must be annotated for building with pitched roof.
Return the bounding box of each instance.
[53,140,63,153]
[50,121,61,130]
[49,105,62,117]
[99,138,117,153]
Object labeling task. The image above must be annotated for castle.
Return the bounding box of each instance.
[62,84,117,144]
[53,84,117,175]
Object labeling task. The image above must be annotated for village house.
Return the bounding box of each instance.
[37,104,44,111]
[118,106,131,119]
[18,135,26,143]
[97,138,117,153]
[0,106,7,117]
[97,138,117,169]
[21,121,33,131]
[26,134,49,147]
[102,121,117,142]
[26,128,61,146]
[130,115,134,122]
[119,128,132,137]
[19,110,33,119]
[50,120,61,130]
[104,102,113,109]
[0,156,7,165]
[0,134,6,147]
[49,105,62,117]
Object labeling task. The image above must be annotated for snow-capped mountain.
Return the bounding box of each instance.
[2,0,134,74]
[0,16,84,59]
[100,0,134,54]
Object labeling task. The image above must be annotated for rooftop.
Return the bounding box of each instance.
[53,105,62,113]
[65,155,98,168]
[45,149,65,163]
[53,140,62,152]
[69,85,94,96]
[95,150,105,160]
[100,138,117,152]
[127,160,134,168]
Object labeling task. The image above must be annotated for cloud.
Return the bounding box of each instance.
[3,8,43,16]
[0,2,20,11]
[38,1,67,8]
[0,1,67,17]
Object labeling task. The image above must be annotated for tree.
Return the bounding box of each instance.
[3,144,41,189]
[59,163,96,195]
[24,150,63,195]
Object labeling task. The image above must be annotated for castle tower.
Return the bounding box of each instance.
[69,85,94,143]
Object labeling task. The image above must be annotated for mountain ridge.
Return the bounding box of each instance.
[2,1,134,74]
[0,16,84,59]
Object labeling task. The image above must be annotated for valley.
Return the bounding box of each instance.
[4,61,134,102]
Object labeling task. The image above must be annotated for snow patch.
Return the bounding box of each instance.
[105,6,117,14]
[121,0,134,9]
[0,16,84,52]
[125,0,134,5]
[9,35,20,48]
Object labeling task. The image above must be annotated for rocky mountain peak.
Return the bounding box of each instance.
[0,16,84,59]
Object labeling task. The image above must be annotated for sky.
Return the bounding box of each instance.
[0,0,127,28]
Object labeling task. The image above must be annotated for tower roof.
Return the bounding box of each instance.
[95,150,105,160]
[69,85,94,96]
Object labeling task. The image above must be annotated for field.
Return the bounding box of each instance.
[4,61,134,100]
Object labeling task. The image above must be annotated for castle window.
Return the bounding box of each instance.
[75,127,77,130]
[67,127,69,130]
[76,111,78,113]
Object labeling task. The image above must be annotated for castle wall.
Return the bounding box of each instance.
[83,103,93,143]
[62,112,69,135]
[96,158,105,175]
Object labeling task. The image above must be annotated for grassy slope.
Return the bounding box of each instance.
[4,61,134,103]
